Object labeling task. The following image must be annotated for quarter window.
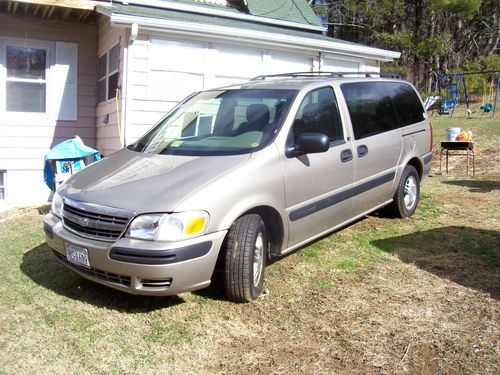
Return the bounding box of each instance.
[388,83,425,126]
[6,46,47,112]
[97,44,119,103]
[292,87,343,144]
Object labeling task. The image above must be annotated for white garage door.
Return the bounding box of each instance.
[149,39,207,102]
[322,58,359,72]
[212,44,263,86]
[266,51,313,74]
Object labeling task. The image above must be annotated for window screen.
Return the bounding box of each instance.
[292,87,343,144]
[341,82,398,140]
[6,47,47,112]
[97,44,119,103]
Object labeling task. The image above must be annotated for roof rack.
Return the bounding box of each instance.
[250,71,402,81]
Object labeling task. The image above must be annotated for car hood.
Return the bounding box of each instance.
[60,149,250,213]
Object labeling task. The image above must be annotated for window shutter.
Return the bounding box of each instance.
[53,42,78,121]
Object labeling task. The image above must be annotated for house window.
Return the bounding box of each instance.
[0,171,5,200]
[6,46,47,112]
[98,44,119,103]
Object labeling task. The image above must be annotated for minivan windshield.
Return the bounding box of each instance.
[132,89,297,156]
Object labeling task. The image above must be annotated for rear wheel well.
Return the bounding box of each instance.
[407,157,423,179]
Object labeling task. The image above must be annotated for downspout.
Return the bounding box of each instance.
[121,22,138,147]
[317,52,323,72]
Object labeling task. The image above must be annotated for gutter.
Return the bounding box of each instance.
[103,11,401,61]
[111,0,326,33]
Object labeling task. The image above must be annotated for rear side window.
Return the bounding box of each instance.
[292,86,343,144]
[341,81,425,140]
[341,82,398,140]
[388,82,425,126]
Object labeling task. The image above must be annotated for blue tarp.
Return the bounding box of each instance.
[44,136,101,190]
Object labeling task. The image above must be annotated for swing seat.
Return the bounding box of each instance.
[481,103,492,113]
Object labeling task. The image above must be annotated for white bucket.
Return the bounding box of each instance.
[446,127,461,141]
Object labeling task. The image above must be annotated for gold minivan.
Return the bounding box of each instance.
[44,72,432,302]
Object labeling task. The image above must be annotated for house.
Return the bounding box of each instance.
[0,0,400,210]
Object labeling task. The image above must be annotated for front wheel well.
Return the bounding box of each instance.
[244,206,284,260]
[213,206,284,280]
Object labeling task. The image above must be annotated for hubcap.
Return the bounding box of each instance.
[403,176,418,210]
[253,231,264,287]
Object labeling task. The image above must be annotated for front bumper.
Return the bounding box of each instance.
[43,212,227,296]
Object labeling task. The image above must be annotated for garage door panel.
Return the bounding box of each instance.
[267,51,313,74]
[213,45,263,78]
[149,71,204,101]
[323,58,359,72]
[213,75,250,87]
[150,39,207,72]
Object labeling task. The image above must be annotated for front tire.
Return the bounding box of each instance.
[224,214,267,302]
[390,165,420,218]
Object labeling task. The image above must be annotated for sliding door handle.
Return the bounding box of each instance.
[357,145,369,158]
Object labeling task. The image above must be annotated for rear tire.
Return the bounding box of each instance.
[224,214,267,302]
[389,165,420,218]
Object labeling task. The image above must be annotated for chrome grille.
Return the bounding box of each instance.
[53,251,131,287]
[62,198,135,241]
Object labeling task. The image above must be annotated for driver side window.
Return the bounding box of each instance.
[292,86,344,144]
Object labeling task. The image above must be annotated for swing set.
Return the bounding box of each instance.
[426,70,500,118]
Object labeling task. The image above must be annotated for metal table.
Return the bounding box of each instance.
[439,141,476,176]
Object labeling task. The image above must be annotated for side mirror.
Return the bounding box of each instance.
[286,132,329,158]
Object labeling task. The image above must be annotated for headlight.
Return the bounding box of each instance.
[51,191,63,218]
[127,211,209,241]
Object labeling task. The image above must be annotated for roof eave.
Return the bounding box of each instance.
[102,11,401,62]
[110,0,326,33]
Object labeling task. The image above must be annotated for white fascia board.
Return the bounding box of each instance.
[108,13,401,62]
[113,0,326,33]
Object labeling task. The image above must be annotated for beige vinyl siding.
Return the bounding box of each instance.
[0,13,96,208]
[96,15,126,155]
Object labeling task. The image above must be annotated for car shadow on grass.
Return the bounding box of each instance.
[371,226,500,299]
[21,243,186,312]
[442,179,500,193]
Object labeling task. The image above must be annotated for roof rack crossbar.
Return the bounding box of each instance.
[250,71,402,81]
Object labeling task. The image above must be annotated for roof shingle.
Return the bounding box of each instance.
[172,0,320,26]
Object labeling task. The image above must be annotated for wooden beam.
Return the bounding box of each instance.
[12,2,19,15]
[13,0,95,11]
[24,3,30,14]
[41,5,50,17]
[62,7,72,20]
[78,9,91,23]
[33,4,40,16]
[46,5,55,18]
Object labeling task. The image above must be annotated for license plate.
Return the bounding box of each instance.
[65,242,91,269]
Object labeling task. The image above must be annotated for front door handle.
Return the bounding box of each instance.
[357,145,369,158]
[340,149,353,163]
